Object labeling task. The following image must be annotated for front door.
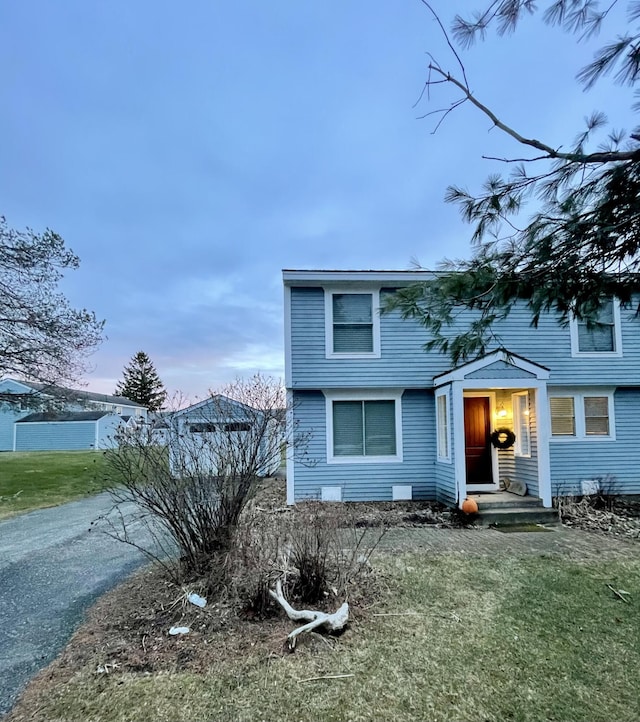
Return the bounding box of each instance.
[464,396,493,485]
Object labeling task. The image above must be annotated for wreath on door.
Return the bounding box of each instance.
[490,427,516,450]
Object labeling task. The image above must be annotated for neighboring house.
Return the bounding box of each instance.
[0,378,147,451]
[14,411,123,451]
[167,395,282,477]
[283,269,640,507]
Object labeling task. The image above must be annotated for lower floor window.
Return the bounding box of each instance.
[549,391,614,440]
[333,399,396,457]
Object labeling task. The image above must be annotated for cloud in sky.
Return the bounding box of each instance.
[0,0,633,397]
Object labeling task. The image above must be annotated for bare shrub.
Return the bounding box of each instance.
[230,509,285,618]
[102,374,310,588]
[284,502,388,606]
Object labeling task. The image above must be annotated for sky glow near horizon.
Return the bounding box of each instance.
[0,1,633,400]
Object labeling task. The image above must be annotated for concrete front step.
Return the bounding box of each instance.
[476,506,560,527]
[472,495,544,510]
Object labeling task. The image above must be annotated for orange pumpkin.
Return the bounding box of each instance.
[461,497,479,514]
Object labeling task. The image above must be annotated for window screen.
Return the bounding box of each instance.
[332,294,373,353]
[550,397,575,436]
[333,399,395,456]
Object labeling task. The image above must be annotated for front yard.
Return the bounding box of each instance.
[6,530,640,721]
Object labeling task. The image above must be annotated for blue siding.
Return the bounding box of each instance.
[287,278,640,505]
[0,380,32,451]
[16,422,97,451]
[289,287,640,389]
[15,415,122,451]
[293,389,436,502]
[550,388,640,496]
[0,408,27,451]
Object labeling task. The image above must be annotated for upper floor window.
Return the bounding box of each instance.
[570,299,622,357]
[549,390,615,441]
[325,290,381,358]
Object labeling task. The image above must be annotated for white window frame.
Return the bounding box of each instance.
[512,391,531,458]
[325,288,381,359]
[570,298,623,357]
[324,389,402,464]
[548,388,616,442]
[435,389,451,463]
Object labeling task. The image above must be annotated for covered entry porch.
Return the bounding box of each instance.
[433,350,552,509]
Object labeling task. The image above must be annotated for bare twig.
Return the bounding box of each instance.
[607,584,631,603]
[297,674,355,683]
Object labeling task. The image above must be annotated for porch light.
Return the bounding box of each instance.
[497,402,507,418]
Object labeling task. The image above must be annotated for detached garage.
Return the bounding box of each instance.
[14,411,123,451]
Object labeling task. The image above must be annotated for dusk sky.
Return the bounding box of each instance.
[1,1,632,400]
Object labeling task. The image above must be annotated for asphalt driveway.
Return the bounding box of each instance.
[0,493,149,716]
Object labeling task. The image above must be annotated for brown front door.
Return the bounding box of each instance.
[464,396,493,485]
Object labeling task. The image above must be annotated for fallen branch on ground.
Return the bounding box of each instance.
[297,674,354,683]
[606,584,631,603]
[269,578,349,649]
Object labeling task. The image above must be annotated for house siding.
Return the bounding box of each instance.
[285,274,640,506]
[16,421,99,451]
[15,416,121,451]
[292,389,435,502]
[289,287,640,389]
[550,388,640,496]
[0,379,32,451]
[0,408,27,451]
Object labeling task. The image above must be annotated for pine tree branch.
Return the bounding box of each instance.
[427,63,640,163]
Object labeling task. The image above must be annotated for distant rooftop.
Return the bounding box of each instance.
[17,411,113,423]
[6,379,145,408]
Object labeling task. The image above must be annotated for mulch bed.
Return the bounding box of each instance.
[555,496,640,541]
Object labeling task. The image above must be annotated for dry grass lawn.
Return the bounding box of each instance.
[6,548,640,722]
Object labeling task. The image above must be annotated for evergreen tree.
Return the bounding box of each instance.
[388,1,640,363]
[115,351,167,411]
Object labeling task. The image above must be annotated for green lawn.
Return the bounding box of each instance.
[0,450,108,519]
[10,553,640,722]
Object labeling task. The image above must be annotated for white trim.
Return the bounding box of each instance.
[534,386,553,507]
[286,390,295,505]
[324,389,403,464]
[283,269,434,284]
[434,349,549,386]
[435,388,451,463]
[463,391,499,492]
[548,387,616,442]
[452,383,466,507]
[512,391,531,458]
[284,285,292,388]
[569,298,623,357]
[324,288,381,359]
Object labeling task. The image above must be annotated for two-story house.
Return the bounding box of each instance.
[283,269,640,508]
